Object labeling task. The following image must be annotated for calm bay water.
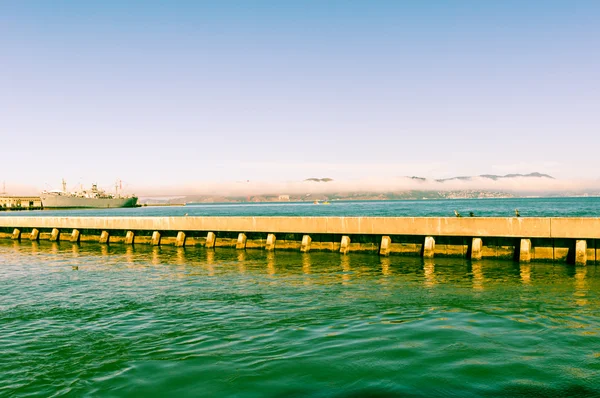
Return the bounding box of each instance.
[1,198,600,397]
[1,197,600,218]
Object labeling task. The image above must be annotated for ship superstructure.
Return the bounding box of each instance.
[41,179,138,209]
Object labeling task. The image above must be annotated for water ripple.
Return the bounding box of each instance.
[1,241,600,396]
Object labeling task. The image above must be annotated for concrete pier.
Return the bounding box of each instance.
[266,233,276,251]
[100,231,110,244]
[300,235,312,252]
[519,239,532,262]
[176,231,186,247]
[423,236,435,258]
[236,233,247,250]
[470,238,482,261]
[125,231,135,245]
[152,231,161,246]
[206,232,216,248]
[70,229,80,243]
[340,236,351,254]
[575,240,587,266]
[0,216,598,264]
[380,236,391,256]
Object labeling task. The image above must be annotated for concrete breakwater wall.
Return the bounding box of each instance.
[1,216,599,265]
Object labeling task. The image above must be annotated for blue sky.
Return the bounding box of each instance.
[1,1,599,194]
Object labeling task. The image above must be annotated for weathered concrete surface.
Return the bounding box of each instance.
[266,233,276,251]
[11,228,20,240]
[300,235,312,252]
[423,236,435,258]
[520,239,532,262]
[575,240,587,266]
[100,231,110,244]
[550,218,600,239]
[175,231,186,247]
[0,216,557,237]
[471,238,482,260]
[125,231,135,245]
[206,232,216,248]
[380,236,391,256]
[151,231,161,246]
[236,233,247,250]
[0,216,598,264]
[71,229,80,243]
[340,236,351,254]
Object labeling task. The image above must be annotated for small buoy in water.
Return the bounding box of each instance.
[72,265,79,270]
[515,209,520,217]
[454,210,462,217]
[184,213,188,216]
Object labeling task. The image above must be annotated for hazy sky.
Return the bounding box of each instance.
[1,1,599,195]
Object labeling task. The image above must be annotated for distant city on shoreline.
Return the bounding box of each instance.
[140,172,600,205]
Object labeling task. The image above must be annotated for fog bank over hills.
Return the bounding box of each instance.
[137,173,600,201]
[4,173,600,200]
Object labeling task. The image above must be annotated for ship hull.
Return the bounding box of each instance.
[41,194,138,209]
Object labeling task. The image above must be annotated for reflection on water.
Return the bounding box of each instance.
[175,248,185,266]
[520,263,532,285]
[423,259,436,288]
[266,251,276,276]
[471,262,484,291]
[205,249,215,276]
[301,253,311,275]
[340,255,351,285]
[380,256,391,277]
[125,246,134,264]
[71,243,80,258]
[574,266,589,307]
[151,247,160,265]
[1,240,600,397]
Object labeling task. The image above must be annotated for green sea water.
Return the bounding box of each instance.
[2,197,600,218]
[1,240,599,397]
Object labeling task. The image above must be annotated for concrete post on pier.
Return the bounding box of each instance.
[99,231,110,244]
[340,235,351,254]
[151,231,161,246]
[471,238,483,261]
[175,231,186,247]
[236,233,247,250]
[11,228,21,240]
[50,228,60,242]
[30,228,40,241]
[206,232,216,248]
[125,231,135,245]
[70,229,80,243]
[300,235,312,253]
[266,234,276,251]
[575,240,587,266]
[519,239,531,262]
[380,236,391,256]
[423,236,435,258]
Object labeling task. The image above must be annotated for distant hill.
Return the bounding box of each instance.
[304,178,334,182]
[140,172,571,204]
[434,172,554,183]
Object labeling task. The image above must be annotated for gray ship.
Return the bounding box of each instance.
[41,180,138,209]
